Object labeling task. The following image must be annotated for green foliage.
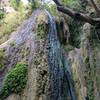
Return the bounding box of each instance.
[28,0,40,10]
[61,0,81,10]
[0,63,28,99]
[69,19,82,48]
[0,48,6,70]
[0,9,5,20]
[10,0,29,13]
[10,0,21,10]
[63,44,74,52]
[36,12,48,39]
[44,4,59,16]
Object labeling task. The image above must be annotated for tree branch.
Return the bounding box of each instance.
[53,0,62,6]
[90,0,100,17]
[57,6,100,25]
[53,0,100,25]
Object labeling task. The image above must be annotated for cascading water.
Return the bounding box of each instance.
[46,10,77,100]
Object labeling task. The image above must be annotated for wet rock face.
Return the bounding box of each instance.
[1,9,66,100]
[68,23,100,100]
[68,48,87,100]
[0,9,78,100]
[20,36,49,100]
[0,10,49,100]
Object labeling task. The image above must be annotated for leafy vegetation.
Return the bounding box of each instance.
[28,0,40,10]
[61,0,81,10]
[0,63,28,99]
[36,12,48,39]
[63,44,74,52]
[68,19,82,48]
[44,4,59,16]
[0,9,5,20]
[10,0,22,10]
[0,48,6,71]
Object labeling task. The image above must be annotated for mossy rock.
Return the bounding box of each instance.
[0,63,28,99]
[63,44,74,52]
[36,12,48,39]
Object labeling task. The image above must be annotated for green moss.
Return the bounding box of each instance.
[0,63,28,99]
[0,48,6,71]
[10,0,20,10]
[0,48,5,58]
[84,56,95,100]
[37,24,47,39]
[36,12,48,39]
[63,44,74,52]
[0,9,5,20]
[0,64,4,70]
[87,80,95,100]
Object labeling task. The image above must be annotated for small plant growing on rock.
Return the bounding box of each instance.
[0,48,6,71]
[0,63,28,99]
[0,8,5,20]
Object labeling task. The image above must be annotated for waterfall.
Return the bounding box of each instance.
[46,10,77,100]
[0,8,77,100]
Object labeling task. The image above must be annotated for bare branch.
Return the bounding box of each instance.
[57,6,100,25]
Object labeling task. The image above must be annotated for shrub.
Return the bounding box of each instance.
[9,0,21,10]
[0,9,5,20]
[63,44,74,52]
[28,1,40,10]
[61,0,81,10]
[68,19,83,48]
[0,63,28,99]
[44,4,59,16]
